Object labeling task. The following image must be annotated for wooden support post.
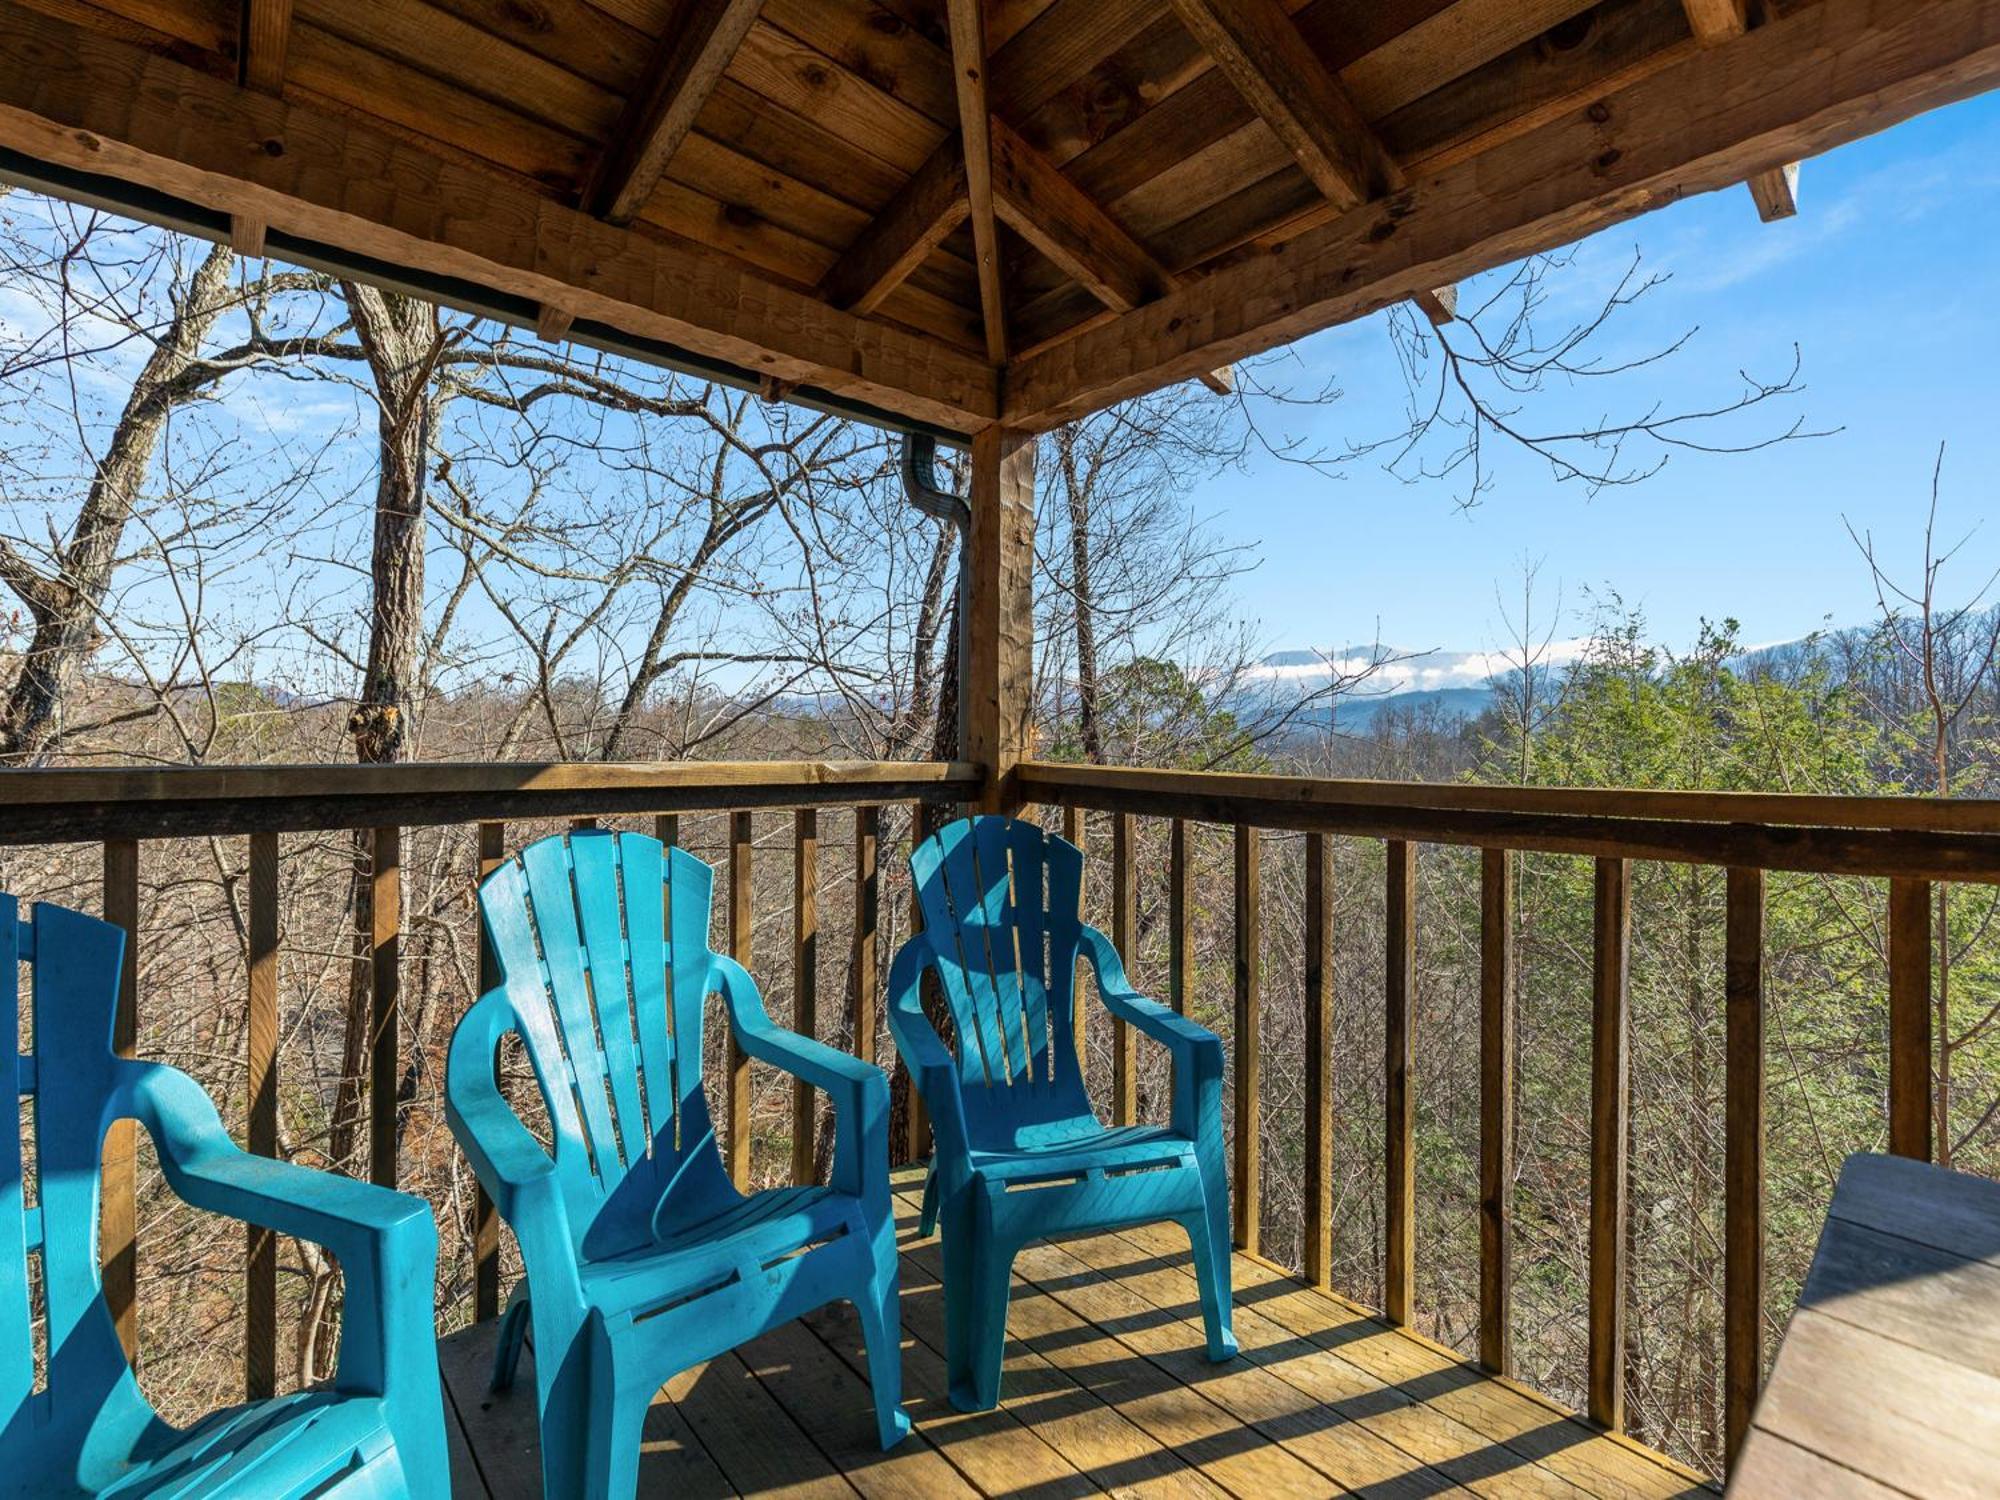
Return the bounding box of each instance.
[1479,846,1514,1374]
[473,820,504,1322]
[1384,839,1416,1326]
[1724,866,1765,1472]
[246,831,279,1397]
[1169,818,1192,1016]
[101,839,139,1365]
[728,810,753,1189]
[370,825,400,1189]
[1303,832,1333,1290]
[906,803,931,1163]
[851,807,878,1068]
[1589,855,1631,1430]
[1232,824,1261,1254]
[1888,877,1932,1161]
[792,808,818,1185]
[1063,805,1090,1075]
[964,426,1036,814]
[1111,811,1137,1125]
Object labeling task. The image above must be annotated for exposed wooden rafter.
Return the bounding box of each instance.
[1003,0,2000,428]
[230,0,292,258]
[945,0,1007,364]
[1169,0,1455,325]
[818,134,969,316]
[1682,0,1800,220]
[584,0,762,226]
[0,3,997,432]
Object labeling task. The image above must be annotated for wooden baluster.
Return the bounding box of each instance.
[792,808,818,1186]
[1303,832,1333,1290]
[1478,847,1514,1374]
[1064,804,1087,1070]
[1887,876,1932,1161]
[1589,855,1631,1430]
[728,810,753,1189]
[1168,819,1191,1017]
[101,839,140,1365]
[1232,824,1261,1255]
[851,806,878,1068]
[246,831,279,1397]
[1112,812,1137,1125]
[1384,839,1415,1325]
[473,820,504,1323]
[1724,866,1765,1471]
[370,825,400,1189]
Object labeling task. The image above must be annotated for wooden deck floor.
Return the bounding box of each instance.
[443,1170,1711,1499]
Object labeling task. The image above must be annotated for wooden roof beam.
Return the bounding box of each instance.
[1169,0,1452,324]
[1682,0,1800,220]
[584,0,762,226]
[231,0,292,258]
[0,3,996,433]
[986,117,1232,393]
[1169,0,1399,209]
[1003,0,2000,428]
[946,0,1007,364]
[818,134,969,316]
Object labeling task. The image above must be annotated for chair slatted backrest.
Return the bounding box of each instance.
[479,831,734,1257]
[910,818,1089,1137]
[2,895,144,1464]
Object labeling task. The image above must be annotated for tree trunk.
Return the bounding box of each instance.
[0,242,238,761]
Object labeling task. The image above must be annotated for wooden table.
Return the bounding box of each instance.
[1729,1152,2000,1498]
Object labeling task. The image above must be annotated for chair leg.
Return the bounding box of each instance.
[583,1319,653,1500]
[490,1290,531,1393]
[944,1225,1011,1413]
[1187,1171,1238,1362]
[855,1252,914,1448]
[917,1164,940,1239]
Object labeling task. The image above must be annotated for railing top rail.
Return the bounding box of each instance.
[0,759,980,845]
[1019,762,2000,884]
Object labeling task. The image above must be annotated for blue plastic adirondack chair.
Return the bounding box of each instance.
[890,816,1236,1412]
[446,829,908,1500]
[0,895,448,1498]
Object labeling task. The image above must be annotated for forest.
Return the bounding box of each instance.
[0,186,1991,1483]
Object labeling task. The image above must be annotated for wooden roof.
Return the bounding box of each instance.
[0,0,1995,438]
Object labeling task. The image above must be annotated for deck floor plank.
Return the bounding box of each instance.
[1116,1220,1708,1500]
[440,1171,1717,1500]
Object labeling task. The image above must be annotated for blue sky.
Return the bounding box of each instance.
[1208,90,2000,661]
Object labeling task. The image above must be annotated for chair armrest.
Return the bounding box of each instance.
[444,991,580,1305]
[1078,925,1224,1138]
[709,954,889,1198]
[125,1061,436,1399]
[885,936,972,1191]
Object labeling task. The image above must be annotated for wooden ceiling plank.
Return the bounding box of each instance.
[0,2,996,431]
[239,0,292,93]
[585,0,762,225]
[1681,0,1800,219]
[1168,0,1401,209]
[233,0,291,258]
[1004,0,2000,427]
[946,0,1007,363]
[818,132,971,314]
[988,114,1166,312]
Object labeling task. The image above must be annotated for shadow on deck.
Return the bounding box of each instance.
[442,1169,1710,1499]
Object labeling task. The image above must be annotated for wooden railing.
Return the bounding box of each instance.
[1014,760,2000,1474]
[0,759,976,1399]
[11,754,1996,1477]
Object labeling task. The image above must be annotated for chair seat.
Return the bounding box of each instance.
[98,1391,398,1500]
[968,1123,1196,1185]
[581,1184,855,1318]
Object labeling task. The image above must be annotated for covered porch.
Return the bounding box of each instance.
[1,0,1999,1494]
